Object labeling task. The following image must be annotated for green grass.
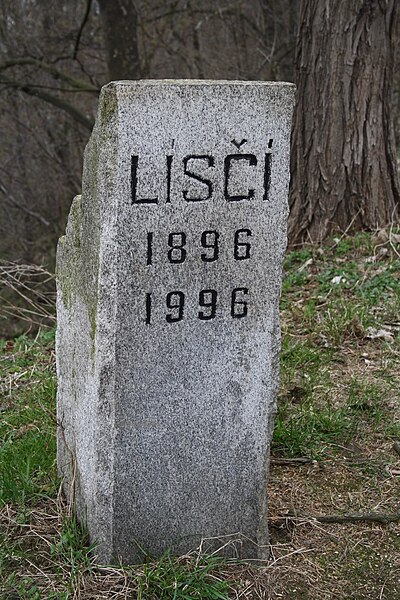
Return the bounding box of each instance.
[276,232,400,459]
[273,378,389,459]
[273,401,353,458]
[134,552,231,599]
[0,331,236,597]
[1,231,400,598]
[0,331,57,505]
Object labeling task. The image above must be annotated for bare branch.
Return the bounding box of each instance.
[0,75,94,130]
[0,182,50,227]
[271,511,400,526]
[73,0,94,60]
[0,58,99,93]
[0,262,56,328]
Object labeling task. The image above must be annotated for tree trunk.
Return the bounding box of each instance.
[289,0,400,245]
[98,0,140,81]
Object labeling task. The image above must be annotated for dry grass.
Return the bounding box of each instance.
[1,491,331,599]
[1,231,400,598]
[267,231,400,599]
[0,261,55,337]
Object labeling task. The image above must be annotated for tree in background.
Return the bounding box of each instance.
[289,0,400,245]
[0,0,297,265]
[2,0,400,258]
[98,0,140,80]
[0,0,102,263]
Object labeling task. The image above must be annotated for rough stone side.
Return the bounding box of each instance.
[56,85,119,557]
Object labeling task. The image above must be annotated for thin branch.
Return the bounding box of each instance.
[392,442,400,456]
[0,58,98,92]
[142,5,241,26]
[314,512,400,525]
[0,76,94,130]
[2,82,94,93]
[0,182,50,227]
[270,457,314,465]
[0,262,56,327]
[73,0,93,60]
[271,511,400,526]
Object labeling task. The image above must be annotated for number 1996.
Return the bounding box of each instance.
[145,287,249,324]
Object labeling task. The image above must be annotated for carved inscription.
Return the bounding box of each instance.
[131,140,274,325]
[131,140,273,204]
[145,288,249,325]
[141,229,252,324]
[145,229,251,266]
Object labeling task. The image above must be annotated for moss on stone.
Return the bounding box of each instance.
[56,195,83,311]
[56,83,119,361]
[98,84,118,125]
[56,182,99,359]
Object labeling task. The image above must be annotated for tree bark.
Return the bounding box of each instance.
[289,0,400,245]
[98,0,140,81]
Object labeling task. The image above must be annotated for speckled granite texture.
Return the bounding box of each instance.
[56,80,295,563]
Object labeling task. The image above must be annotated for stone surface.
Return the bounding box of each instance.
[56,80,295,563]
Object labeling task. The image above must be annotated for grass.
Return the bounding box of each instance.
[0,333,239,597]
[133,553,231,599]
[0,331,56,505]
[268,230,400,598]
[275,230,400,459]
[1,230,400,598]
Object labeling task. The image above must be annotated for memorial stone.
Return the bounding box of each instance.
[56,80,295,563]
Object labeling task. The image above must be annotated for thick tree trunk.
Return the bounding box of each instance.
[289,0,400,245]
[98,0,140,81]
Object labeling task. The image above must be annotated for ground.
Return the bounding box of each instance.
[0,230,399,599]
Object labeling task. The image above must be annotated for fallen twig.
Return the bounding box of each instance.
[392,442,400,457]
[270,457,314,466]
[270,511,400,526]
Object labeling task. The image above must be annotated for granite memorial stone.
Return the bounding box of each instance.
[56,80,295,563]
